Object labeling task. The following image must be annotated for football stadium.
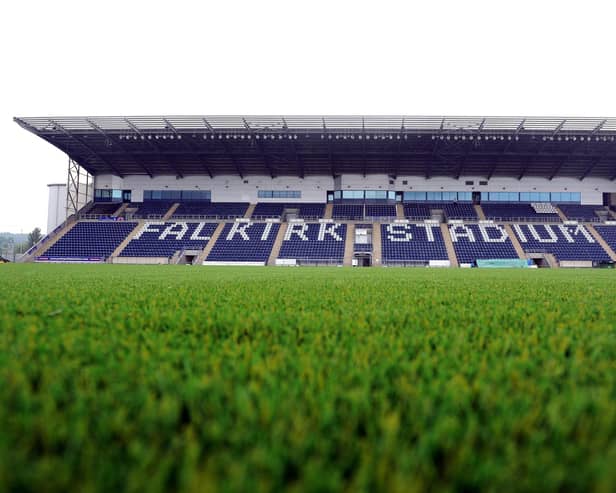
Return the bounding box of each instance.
[13,115,616,267]
[2,115,616,492]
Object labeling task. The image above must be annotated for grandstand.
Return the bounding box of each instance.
[14,115,616,268]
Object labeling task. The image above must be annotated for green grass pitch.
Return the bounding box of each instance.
[1,264,615,492]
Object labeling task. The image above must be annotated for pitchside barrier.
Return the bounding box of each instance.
[475,259,531,268]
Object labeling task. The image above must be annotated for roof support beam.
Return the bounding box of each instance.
[426,119,444,179]
[243,118,275,178]
[487,119,525,180]
[580,140,616,180]
[549,140,584,180]
[282,118,304,178]
[323,118,335,178]
[85,119,153,177]
[49,120,125,177]
[124,119,184,178]
[162,118,213,178]
[202,118,243,178]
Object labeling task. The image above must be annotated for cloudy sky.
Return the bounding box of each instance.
[2,0,615,232]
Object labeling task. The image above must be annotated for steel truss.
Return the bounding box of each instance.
[66,158,92,217]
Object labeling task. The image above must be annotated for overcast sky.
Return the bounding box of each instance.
[2,0,615,232]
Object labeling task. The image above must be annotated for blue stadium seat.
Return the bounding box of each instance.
[381,223,448,263]
[481,203,560,222]
[120,222,218,258]
[594,225,616,252]
[206,222,280,262]
[512,224,611,262]
[278,223,347,262]
[449,224,519,264]
[41,221,137,260]
[332,204,364,220]
[557,204,604,222]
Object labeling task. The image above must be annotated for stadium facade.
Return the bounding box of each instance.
[14,115,616,268]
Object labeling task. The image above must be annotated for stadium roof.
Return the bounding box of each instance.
[14,115,616,180]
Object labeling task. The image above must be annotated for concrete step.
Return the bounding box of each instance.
[109,221,144,260]
[324,203,333,219]
[503,224,527,260]
[396,203,405,219]
[195,222,226,264]
[553,206,569,222]
[343,223,355,266]
[268,222,288,265]
[244,203,256,219]
[372,222,382,266]
[545,253,559,268]
[474,204,486,220]
[586,224,616,261]
[162,203,180,220]
[28,220,78,260]
[440,223,458,267]
[112,203,129,217]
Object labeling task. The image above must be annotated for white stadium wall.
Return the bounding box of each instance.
[47,183,67,233]
[93,173,616,204]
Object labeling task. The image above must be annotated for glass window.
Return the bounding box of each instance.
[334,191,341,200]
[404,191,426,201]
[427,192,442,201]
[520,192,530,202]
[509,192,519,202]
[571,192,581,203]
[388,191,396,200]
[365,190,377,199]
[458,192,472,201]
[539,192,550,202]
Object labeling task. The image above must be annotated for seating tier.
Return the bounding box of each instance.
[206,222,280,262]
[120,222,218,258]
[278,223,347,261]
[381,223,448,262]
[512,224,610,262]
[449,224,519,264]
[42,221,137,259]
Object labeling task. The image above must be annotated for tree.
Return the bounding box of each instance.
[27,228,43,248]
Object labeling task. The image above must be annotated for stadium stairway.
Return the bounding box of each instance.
[474,205,486,220]
[162,203,180,220]
[244,203,256,219]
[343,223,355,266]
[109,221,145,260]
[609,209,616,220]
[195,222,226,264]
[324,203,333,219]
[503,224,527,260]
[24,219,78,261]
[268,222,288,265]
[586,225,616,261]
[112,203,129,217]
[440,223,459,267]
[372,222,382,266]
[396,203,405,219]
[553,206,569,222]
